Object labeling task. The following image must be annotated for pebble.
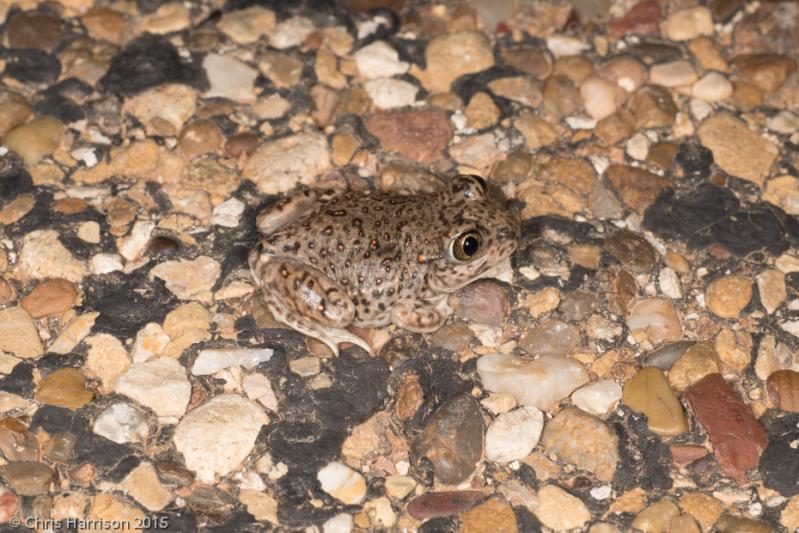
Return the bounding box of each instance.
[363,78,418,109]
[649,60,698,87]
[766,370,799,412]
[420,30,494,92]
[541,406,619,481]
[514,111,558,148]
[0,487,20,523]
[668,341,722,391]
[705,275,752,319]
[606,165,670,214]
[0,91,32,137]
[132,2,190,35]
[627,298,683,345]
[131,323,170,363]
[518,319,580,357]
[658,267,682,299]
[93,402,149,444]
[449,280,509,327]
[365,109,452,164]
[317,462,367,505]
[767,111,799,134]
[533,484,592,531]
[603,229,657,272]
[149,256,220,303]
[49,312,98,354]
[630,85,678,128]
[1,462,53,496]
[609,0,661,36]
[242,131,331,194]
[178,119,224,159]
[353,41,409,79]
[580,76,623,120]
[461,497,517,533]
[203,53,258,104]
[692,72,733,102]
[407,491,486,519]
[684,373,767,483]
[242,373,278,411]
[363,496,396,528]
[488,76,542,108]
[123,84,197,136]
[663,7,714,41]
[35,368,94,410]
[20,278,78,318]
[258,51,303,88]
[485,406,544,462]
[268,16,315,49]
[466,92,500,130]
[477,353,589,410]
[571,380,622,416]
[763,175,799,216]
[84,333,131,394]
[289,356,321,377]
[714,514,771,533]
[714,328,752,372]
[0,306,43,359]
[117,461,174,511]
[697,114,778,187]
[16,230,87,283]
[4,116,65,167]
[114,357,191,418]
[413,395,483,484]
[760,413,799,497]
[191,348,273,376]
[77,221,101,243]
[216,6,276,44]
[631,498,680,532]
[756,268,786,314]
[731,54,797,93]
[174,395,268,483]
[622,367,687,436]
[323,513,353,533]
[86,494,145,531]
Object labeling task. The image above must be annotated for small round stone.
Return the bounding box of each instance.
[705,275,752,319]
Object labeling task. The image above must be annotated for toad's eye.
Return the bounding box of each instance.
[449,230,483,262]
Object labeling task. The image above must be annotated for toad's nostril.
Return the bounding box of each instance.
[496,227,514,240]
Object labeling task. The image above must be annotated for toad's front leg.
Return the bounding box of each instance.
[250,253,372,356]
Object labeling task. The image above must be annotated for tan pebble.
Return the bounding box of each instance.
[20,278,79,318]
[705,275,752,319]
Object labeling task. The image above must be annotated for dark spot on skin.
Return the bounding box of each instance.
[331,209,347,217]
[378,302,385,311]
[323,226,334,235]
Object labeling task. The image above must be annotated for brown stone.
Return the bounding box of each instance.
[628,85,678,128]
[178,119,224,159]
[258,51,304,88]
[396,372,424,420]
[609,0,661,36]
[35,368,94,410]
[767,370,799,412]
[697,114,778,187]
[448,280,510,328]
[52,198,88,215]
[82,7,127,45]
[684,373,767,483]
[406,491,486,520]
[670,444,708,465]
[596,110,635,145]
[732,54,797,93]
[542,75,582,118]
[606,165,671,213]
[499,47,551,79]
[668,341,722,391]
[225,132,260,159]
[622,367,687,436]
[0,91,33,137]
[713,513,771,533]
[460,497,517,533]
[20,278,79,318]
[7,11,64,52]
[603,230,657,273]
[705,275,752,319]
[365,109,453,164]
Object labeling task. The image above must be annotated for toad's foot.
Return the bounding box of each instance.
[390,299,450,333]
[253,260,371,356]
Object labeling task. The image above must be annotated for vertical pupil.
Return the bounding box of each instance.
[463,235,478,256]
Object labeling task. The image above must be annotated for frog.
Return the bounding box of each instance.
[248,174,520,355]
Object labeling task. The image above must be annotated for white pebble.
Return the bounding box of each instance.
[317,463,367,505]
[571,380,622,415]
[485,406,544,462]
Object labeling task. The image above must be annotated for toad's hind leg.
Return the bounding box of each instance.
[254,261,371,356]
[255,188,339,235]
[390,298,452,333]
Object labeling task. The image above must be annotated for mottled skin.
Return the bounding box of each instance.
[249,175,519,355]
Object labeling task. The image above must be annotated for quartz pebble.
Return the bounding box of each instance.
[485,406,544,462]
[191,348,273,376]
[114,357,191,418]
[571,380,622,416]
[663,7,713,41]
[477,353,589,411]
[93,403,149,444]
[627,298,683,345]
[173,395,268,483]
[354,41,409,79]
[317,462,367,505]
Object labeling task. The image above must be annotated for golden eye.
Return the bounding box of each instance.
[450,230,483,262]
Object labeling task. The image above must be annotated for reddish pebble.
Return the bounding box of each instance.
[684,373,767,483]
[670,444,708,465]
[52,197,87,215]
[609,0,661,37]
[0,487,20,523]
[407,491,487,520]
[0,279,14,305]
[448,279,510,328]
[20,278,79,318]
[225,132,260,158]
